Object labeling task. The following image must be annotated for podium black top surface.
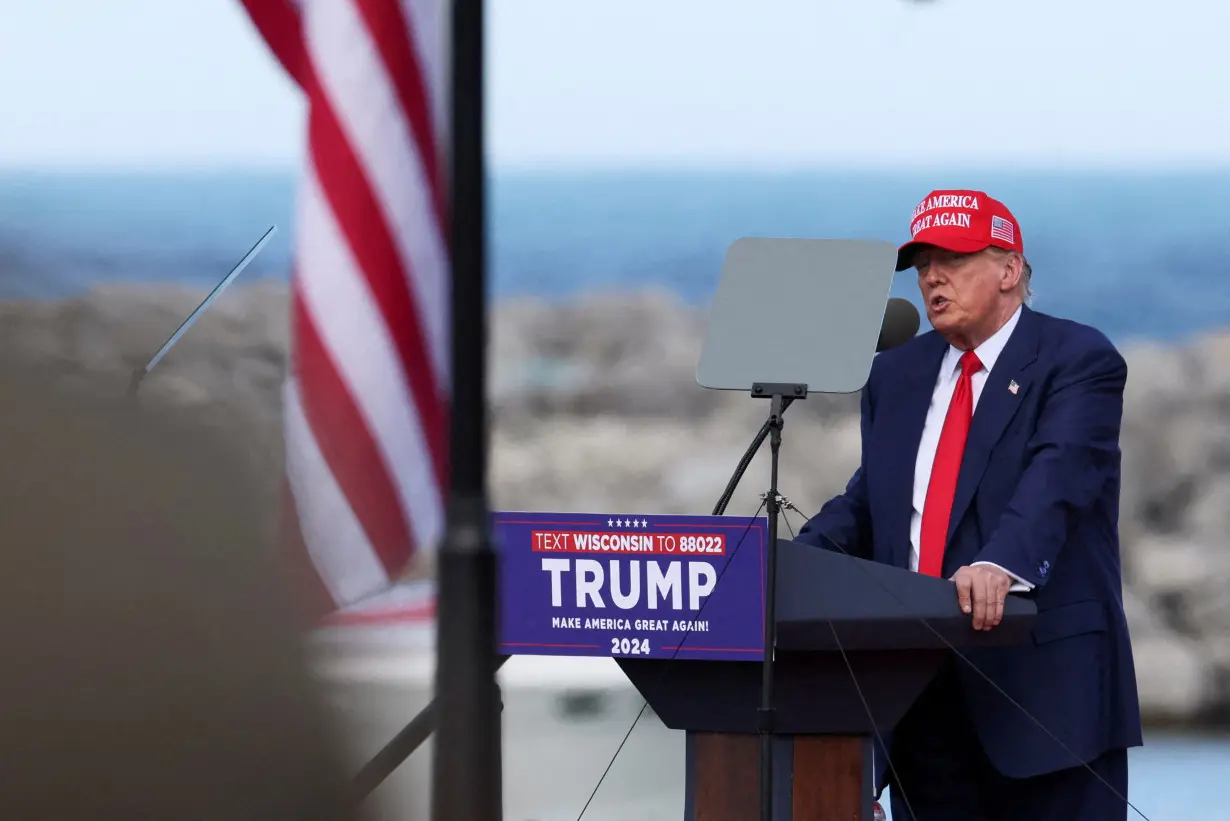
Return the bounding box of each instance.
[773,539,1037,652]
[615,540,1038,734]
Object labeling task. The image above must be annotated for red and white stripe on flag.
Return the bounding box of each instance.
[239,0,449,619]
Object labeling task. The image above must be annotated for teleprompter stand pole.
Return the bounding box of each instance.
[430,0,502,820]
[751,381,806,821]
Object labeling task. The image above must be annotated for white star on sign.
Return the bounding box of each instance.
[607,519,614,527]
[616,519,623,527]
[641,519,649,527]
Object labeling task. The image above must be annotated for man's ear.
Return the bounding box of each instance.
[999,253,1023,293]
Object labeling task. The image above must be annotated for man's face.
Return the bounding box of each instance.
[913,246,1020,348]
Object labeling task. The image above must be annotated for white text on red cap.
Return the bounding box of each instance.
[911,211,973,238]
[911,194,981,220]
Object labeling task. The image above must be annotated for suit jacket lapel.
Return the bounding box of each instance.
[945,306,1041,546]
[878,333,948,569]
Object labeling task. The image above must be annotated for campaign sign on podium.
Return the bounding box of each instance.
[494,511,767,661]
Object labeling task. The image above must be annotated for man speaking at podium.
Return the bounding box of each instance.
[796,190,1142,820]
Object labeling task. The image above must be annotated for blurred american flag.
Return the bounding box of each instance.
[239,0,448,621]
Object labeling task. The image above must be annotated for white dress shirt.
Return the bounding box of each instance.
[909,305,1033,592]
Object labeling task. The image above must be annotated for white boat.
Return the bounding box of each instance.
[307,580,685,821]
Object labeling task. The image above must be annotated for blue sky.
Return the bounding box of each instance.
[2,0,1229,170]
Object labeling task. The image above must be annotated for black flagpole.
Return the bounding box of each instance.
[430,0,502,820]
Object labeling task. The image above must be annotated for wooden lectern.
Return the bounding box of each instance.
[616,538,1037,821]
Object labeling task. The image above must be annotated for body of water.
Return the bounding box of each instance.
[3,169,1230,345]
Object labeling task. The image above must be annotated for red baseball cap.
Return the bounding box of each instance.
[895,189,1024,271]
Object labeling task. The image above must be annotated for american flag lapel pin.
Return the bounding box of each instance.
[1008,380,1020,395]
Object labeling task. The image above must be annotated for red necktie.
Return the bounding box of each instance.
[918,350,982,577]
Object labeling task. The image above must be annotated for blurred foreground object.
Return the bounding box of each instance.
[0,364,355,820]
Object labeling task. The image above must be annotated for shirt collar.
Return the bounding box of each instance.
[941,304,1023,377]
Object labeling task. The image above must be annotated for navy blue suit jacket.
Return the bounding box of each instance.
[795,304,1143,782]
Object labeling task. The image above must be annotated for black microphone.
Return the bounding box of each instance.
[877,297,921,352]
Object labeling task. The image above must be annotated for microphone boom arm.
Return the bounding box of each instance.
[711,395,796,516]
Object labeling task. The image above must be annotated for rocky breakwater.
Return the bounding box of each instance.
[3,281,1228,728]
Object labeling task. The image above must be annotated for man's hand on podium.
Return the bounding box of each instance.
[950,564,1012,631]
